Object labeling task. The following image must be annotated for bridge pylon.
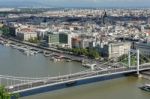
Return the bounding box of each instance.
[128,49,131,67]
[137,49,140,75]
[128,49,140,74]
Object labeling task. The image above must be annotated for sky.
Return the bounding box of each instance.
[0,0,149,8]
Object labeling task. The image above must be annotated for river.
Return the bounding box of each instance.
[0,44,86,77]
[0,44,150,99]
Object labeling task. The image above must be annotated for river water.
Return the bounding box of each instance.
[0,45,150,99]
[0,45,86,77]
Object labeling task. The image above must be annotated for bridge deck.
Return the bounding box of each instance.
[6,65,150,94]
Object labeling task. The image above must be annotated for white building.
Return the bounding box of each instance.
[100,42,131,59]
[36,28,49,39]
[80,39,92,49]
[16,28,37,41]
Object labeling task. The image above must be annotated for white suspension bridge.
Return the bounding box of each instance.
[0,49,150,97]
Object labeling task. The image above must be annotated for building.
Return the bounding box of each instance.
[72,36,82,48]
[135,43,150,57]
[46,32,59,46]
[59,32,72,48]
[59,32,73,48]
[147,17,150,24]
[16,28,37,41]
[59,33,68,44]
[100,42,131,59]
[0,23,3,28]
[9,26,16,37]
[45,32,75,48]
[80,39,91,49]
[68,34,73,48]
[102,11,107,25]
[36,28,49,40]
[0,30,2,36]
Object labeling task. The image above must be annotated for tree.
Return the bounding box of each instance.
[70,48,100,59]
[118,54,150,66]
[0,26,10,36]
[0,85,19,99]
[88,49,100,59]
[28,37,39,43]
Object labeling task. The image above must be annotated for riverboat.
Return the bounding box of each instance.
[139,84,150,92]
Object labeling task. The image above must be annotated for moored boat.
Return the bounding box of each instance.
[139,84,150,92]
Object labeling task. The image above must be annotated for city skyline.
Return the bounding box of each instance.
[0,1,150,98]
[0,0,150,8]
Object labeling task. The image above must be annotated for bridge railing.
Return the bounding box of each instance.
[6,67,131,91]
[5,65,150,93]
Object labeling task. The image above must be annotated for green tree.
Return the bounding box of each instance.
[71,48,100,59]
[118,54,150,66]
[28,37,39,43]
[0,85,19,99]
[0,26,10,36]
[81,48,88,56]
[88,49,100,59]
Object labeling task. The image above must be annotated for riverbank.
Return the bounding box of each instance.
[0,36,101,70]
[0,36,88,62]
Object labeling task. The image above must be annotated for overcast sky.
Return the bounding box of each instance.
[0,0,149,7]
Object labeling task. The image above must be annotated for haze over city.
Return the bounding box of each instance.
[0,0,150,8]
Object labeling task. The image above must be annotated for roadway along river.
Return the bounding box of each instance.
[0,44,150,99]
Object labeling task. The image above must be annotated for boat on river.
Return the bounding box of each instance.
[23,50,36,56]
[139,84,150,92]
[50,56,64,62]
[43,51,51,57]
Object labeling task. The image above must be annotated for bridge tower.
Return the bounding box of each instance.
[128,49,131,67]
[137,49,140,75]
[128,49,140,74]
